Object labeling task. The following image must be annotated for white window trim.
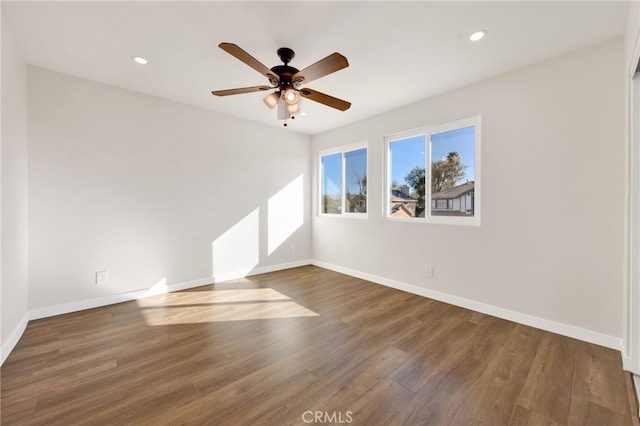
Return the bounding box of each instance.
[318,141,369,218]
[384,115,481,226]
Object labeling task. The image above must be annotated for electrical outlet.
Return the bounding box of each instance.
[96,271,108,285]
[425,265,434,278]
[290,244,296,255]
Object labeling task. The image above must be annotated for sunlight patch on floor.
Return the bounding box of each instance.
[137,287,318,325]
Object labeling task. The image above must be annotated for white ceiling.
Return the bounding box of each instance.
[2,1,630,135]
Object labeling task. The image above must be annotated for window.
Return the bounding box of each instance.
[319,143,368,216]
[386,116,480,225]
[388,135,426,218]
[321,153,342,213]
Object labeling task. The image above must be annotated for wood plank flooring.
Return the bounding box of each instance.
[1,266,634,425]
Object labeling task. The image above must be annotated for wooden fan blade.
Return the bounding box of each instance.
[292,52,348,85]
[219,43,279,83]
[299,88,351,111]
[211,86,273,96]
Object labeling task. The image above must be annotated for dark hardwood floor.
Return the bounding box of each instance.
[1,266,634,425]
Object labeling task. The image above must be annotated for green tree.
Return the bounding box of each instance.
[404,166,426,217]
[431,151,466,193]
[404,152,466,217]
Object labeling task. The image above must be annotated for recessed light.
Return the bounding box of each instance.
[133,56,148,65]
[469,30,486,42]
[299,112,308,117]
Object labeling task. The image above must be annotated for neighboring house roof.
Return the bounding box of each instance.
[432,181,474,200]
[391,203,414,217]
[390,189,417,202]
[390,188,419,217]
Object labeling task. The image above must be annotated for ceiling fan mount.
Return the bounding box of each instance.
[211,42,351,126]
[276,47,295,65]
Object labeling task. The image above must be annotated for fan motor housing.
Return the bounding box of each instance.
[271,65,300,87]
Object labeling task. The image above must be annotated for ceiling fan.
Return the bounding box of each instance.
[211,43,351,126]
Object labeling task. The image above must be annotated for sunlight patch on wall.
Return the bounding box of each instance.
[212,208,260,280]
[139,277,168,298]
[137,287,318,325]
[268,175,304,255]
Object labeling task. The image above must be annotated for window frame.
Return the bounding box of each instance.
[318,141,369,219]
[384,115,481,226]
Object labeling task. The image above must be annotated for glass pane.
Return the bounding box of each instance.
[388,135,426,218]
[344,148,367,213]
[321,153,342,214]
[430,126,475,217]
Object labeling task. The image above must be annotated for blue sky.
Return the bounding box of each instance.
[322,153,341,197]
[431,126,475,182]
[344,148,367,194]
[389,135,425,187]
[322,148,367,197]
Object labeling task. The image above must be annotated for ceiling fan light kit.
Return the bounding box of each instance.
[212,42,351,127]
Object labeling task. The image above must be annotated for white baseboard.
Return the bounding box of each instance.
[29,276,215,320]
[1,312,29,366]
[29,260,312,321]
[311,260,623,351]
[623,353,635,373]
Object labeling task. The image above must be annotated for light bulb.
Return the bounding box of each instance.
[284,88,299,105]
[469,30,486,41]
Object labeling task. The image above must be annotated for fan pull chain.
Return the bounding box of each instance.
[283,115,296,127]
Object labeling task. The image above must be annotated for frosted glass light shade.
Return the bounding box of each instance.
[263,92,280,109]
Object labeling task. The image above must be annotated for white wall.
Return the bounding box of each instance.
[312,38,625,347]
[627,0,640,69]
[26,67,311,312]
[1,19,30,361]
[624,0,640,373]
